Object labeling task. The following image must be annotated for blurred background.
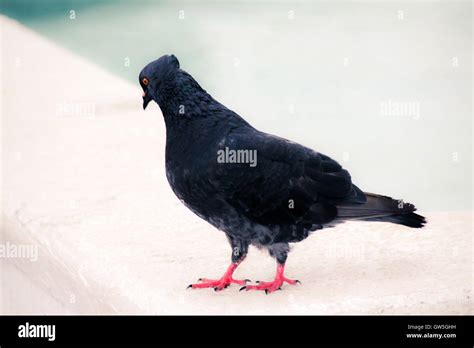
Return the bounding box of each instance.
[1,0,472,211]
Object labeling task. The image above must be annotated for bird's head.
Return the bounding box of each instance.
[139,54,180,110]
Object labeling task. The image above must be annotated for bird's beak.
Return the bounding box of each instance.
[142,91,152,110]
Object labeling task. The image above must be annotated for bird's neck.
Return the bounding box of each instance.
[157,71,252,148]
[160,93,212,123]
[158,72,241,124]
[158,71,211,121]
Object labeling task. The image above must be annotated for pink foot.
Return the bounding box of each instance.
[240,263,300,294]
[187,262,250,291]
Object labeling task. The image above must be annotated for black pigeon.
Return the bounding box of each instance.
[139,55,426,294]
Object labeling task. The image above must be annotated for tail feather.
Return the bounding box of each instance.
[362,212,426,228]
[336,192,426,228]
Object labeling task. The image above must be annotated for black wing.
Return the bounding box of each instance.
[207,128,365,234]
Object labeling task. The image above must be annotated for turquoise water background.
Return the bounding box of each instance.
[0,0,224,84]
[1,1,472,210]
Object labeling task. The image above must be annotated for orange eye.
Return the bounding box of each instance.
[142,77,149,86]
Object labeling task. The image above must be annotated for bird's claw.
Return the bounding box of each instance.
[214,284,230,291]
[240,277,300,293]
[188,276,250,291]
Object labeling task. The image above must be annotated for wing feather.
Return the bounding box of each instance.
[207,129,361,231]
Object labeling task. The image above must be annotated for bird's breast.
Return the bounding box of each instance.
[165,159,217,213]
